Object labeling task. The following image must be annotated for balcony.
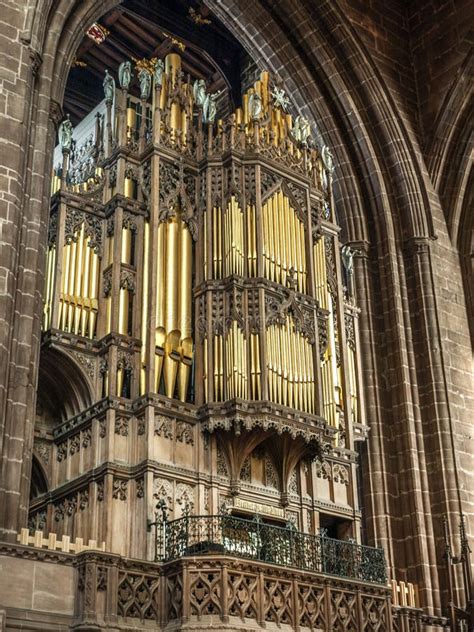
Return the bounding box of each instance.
[2,533,437,631]
[157,513,387,585]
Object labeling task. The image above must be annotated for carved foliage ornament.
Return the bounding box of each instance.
[64,209,103,255]
[159,161,198,240]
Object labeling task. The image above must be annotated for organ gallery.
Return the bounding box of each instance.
[31,46,387,609]
[0,2,471,630]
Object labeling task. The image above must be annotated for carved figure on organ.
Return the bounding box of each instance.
[193,79,207,108]
[118,60,132,90]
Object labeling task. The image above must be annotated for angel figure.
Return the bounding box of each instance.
[248,92,263,121]
[203,90,222,123]
[193,79,207,108]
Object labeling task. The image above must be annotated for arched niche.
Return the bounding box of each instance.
[37,346,94,426]
[29,454,49,501]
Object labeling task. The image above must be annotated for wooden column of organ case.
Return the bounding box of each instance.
[34,53,367,558]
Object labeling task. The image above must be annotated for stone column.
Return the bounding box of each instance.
[0,40,55,540]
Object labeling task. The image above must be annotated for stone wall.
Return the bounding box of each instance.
[0,0,471,620]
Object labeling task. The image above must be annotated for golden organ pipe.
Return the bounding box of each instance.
[213,336,219,400]
[179,225,192,339]
[121,227,131,264]
[61,239,70,330]
[281,323,288,407]
[255,335,261,399]
[203,337,208,398]
[300,334,307,412]
[119,287,129,335]
[165,217,179,334]
[203,210,207,280]
[267,199,273,281]
[218,206,223,277]
[228,326,233,398]
[155,222,165,348]
[271,196,278,282]
[266,328,272,401]
[140,221,149,395]
[80,238,91,336]
[262,201,268,278]
[117,368,123,397]
[213,207,217,278]
[73,224,84,334]
[305,339,311,413]
[178,224,193,402]
[67,237,77,331]
[280,193,285,283]
[89,252,98,338]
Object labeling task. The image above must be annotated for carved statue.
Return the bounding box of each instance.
[103,69,115,102]
[138,69,152,100]
[248,92,263,121]
[322,145,335,173]
[58,115,73,151]
[193,79,207,108]
[341,244,355,296]
[203,90,222,124]
[118,60,132,90]
[154,59,164,88]
[294,115,312,144]
[271,86,290,111]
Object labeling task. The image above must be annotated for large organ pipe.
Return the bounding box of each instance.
[163,215,179,397]
[89,250,98,338]
[67,237,77,331]
[80,237,91,336]
[155,222,165,391]
[140,221,149,394]
[178,222,192,400]
[45,54,361,427]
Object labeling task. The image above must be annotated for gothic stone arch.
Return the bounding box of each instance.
[0,0,471,617]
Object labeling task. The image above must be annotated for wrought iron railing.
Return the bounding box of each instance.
[156,513,387,585]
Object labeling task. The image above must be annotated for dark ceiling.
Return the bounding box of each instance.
[65,0,248,124]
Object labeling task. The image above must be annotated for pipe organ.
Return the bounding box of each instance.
[36,51,367,557]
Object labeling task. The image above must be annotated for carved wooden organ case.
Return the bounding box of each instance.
[35,53,366,556]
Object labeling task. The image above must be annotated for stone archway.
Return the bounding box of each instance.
[0,0,471,617]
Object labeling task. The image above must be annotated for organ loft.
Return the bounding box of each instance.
[0,3,472,632]
[38,51,364,554]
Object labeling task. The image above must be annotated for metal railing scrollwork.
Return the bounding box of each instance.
[153,512,387,585]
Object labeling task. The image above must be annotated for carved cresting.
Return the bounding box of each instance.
[44,52,359,425]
